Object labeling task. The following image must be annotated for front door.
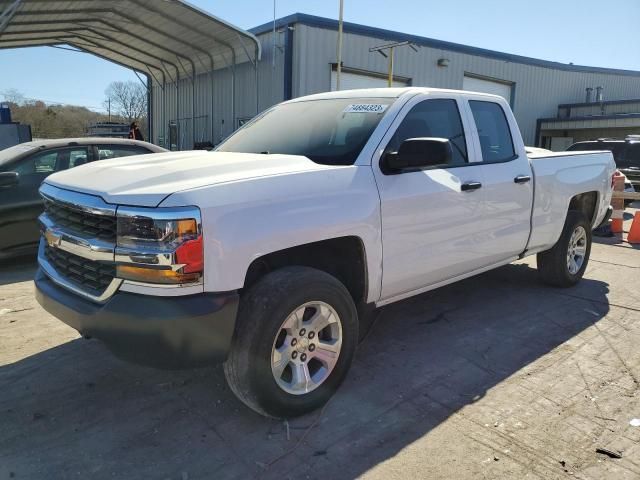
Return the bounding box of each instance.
[373,94,489,301]
[0,147,88,255]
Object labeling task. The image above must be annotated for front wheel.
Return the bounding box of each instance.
[537,210,592,287]
[223,266,358,418]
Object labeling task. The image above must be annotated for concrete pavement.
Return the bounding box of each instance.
[1,208,639,479]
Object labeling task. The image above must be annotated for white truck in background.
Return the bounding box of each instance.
[35,88,615,418]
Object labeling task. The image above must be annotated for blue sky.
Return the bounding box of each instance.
[1,0,639,111]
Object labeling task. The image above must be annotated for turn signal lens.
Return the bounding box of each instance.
[116,265,202,284]
[176,219,198,236]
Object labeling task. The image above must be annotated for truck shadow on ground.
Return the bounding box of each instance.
[0,261,610,480]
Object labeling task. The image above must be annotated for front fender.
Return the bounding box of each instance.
[161,166,383,303]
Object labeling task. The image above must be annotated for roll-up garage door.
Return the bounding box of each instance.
[331,70,408,91]
[463,75,513,104]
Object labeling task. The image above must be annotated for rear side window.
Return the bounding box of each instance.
[384,99,468,165]
[469,101,515,162]
[68,148,90,168]
[98,145,150,160]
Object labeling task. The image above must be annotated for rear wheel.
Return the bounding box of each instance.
[223,266,358,418]
[537,211,592,287]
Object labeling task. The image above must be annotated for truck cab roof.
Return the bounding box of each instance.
[286,86,505,103]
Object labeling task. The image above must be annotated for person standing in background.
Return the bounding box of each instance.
[129,122,144,141]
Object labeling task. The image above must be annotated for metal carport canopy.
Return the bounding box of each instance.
[0,0,262,146]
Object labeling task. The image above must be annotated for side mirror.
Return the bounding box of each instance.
[382,137,453,174]
[0,172,19,188]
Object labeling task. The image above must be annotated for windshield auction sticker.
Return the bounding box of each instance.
[343,104,388,114]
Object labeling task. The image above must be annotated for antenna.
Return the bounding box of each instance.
[369,41,418,87]
[336,0,344,90]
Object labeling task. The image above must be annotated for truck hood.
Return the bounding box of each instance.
[44,151,334,206]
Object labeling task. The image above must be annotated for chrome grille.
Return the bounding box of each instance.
[44,245,116,294]
[38,183,120,302]
[44,198,117,241]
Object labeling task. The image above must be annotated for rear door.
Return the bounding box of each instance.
[463,98,533,263]
[373,93,489,301]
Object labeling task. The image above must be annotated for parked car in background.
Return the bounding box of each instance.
[0,138,166,259]
[34,88,614,418]
[567,137,640,189]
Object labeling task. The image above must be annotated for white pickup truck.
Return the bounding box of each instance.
[35,88,615,418]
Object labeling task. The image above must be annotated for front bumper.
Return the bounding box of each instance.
[35,268,239,369]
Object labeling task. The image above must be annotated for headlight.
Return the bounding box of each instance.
[115,207,203,285]
[117,217,198,248]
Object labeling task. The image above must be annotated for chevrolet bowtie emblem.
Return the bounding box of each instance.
[44,229,62,248]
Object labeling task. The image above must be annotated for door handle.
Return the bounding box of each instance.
[461,182,482,192]
[514,175,531,184]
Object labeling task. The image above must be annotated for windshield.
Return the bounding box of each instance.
[216,98,395,165]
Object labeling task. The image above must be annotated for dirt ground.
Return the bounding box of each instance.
[1,208,640,480]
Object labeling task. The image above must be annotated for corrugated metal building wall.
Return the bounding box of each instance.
[289,17,640,145]
[151,13,640,148]
[150,29,284,149]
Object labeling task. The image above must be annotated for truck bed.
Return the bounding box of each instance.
[526,151,615,254]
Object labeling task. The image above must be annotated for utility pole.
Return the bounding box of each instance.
[107,98,111,122]
[336,0,344,90]
[272,0,276,69]
[369,41,418,87]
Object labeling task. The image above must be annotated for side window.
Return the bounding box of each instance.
[469,101,516,162]
[98,146,150,160]
[13,151,59,175]
[385,99,468,166]
[67,148,90,168]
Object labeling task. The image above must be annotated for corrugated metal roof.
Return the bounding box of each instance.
[0,0,261,82]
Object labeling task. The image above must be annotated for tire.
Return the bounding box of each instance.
[537,210,592,288]
[223,266,358,418]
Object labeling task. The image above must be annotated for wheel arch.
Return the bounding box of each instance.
[568,191,599,225]
[243,236,369,305]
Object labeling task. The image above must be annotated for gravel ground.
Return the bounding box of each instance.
[1,207,639,480]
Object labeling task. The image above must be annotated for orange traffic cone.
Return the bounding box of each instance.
[611,217,624,234]
[628,212,640,244]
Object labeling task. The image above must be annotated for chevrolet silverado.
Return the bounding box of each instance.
[35,88,615,418]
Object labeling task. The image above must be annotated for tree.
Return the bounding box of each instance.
[1,88,25,105]
[104,81,147,124]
